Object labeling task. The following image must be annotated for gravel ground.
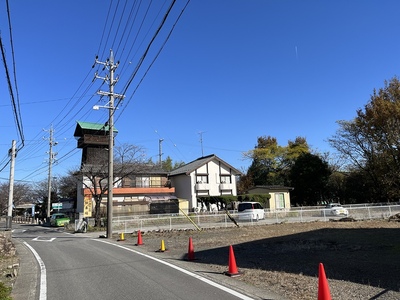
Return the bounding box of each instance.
[120,218,400,300]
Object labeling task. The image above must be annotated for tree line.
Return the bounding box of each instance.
[239,77,400,206]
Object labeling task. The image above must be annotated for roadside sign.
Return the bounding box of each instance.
[52,203,62,210]
[84,194,92,217]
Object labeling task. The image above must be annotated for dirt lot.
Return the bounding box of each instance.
[122,217,400,300]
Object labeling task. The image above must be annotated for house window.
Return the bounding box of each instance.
[122,177,131,187]
[220,175,231,184]
[150,176,162,187]
[196,175,208,183]
[275,193,285,209]
[136,176,150,187]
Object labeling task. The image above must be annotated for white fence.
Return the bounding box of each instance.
[110,204,400,234]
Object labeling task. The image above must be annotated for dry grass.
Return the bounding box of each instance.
[0,231,18,299]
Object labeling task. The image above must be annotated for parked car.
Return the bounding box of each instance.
[50,213,70,227]
[322,203,349,217]
[238,202,265,221]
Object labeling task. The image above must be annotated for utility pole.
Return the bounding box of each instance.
[159,138,164,167]
[45,125,57,221]
[94,50,124,239]
[6,140,16,230]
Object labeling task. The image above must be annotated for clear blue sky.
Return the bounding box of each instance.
[1,0,400,184]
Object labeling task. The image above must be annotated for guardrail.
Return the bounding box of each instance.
[110,204,400,234]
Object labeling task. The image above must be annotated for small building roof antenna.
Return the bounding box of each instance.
[159,138,164,167]
[198,131,206,157]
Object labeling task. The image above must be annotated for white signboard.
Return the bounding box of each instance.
[52,203,62,210]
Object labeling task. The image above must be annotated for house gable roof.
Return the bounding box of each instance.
[169,154,242,176]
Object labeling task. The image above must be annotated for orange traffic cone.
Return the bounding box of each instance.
[187,237,195,261]
[135,230,143,246]
[225,245,241,277]
[318,263,332,300]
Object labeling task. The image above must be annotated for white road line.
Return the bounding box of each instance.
[23,242,47,300]
[94,239,254,300]
[32,237,56,242]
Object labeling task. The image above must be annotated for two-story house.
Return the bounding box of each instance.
[168,154,242,212]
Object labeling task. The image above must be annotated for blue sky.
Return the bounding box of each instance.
[1,0,400,184]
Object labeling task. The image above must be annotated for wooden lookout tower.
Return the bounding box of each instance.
[73,121,118,167]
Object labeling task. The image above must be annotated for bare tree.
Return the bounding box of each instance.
[58,171,79,199]
[0,182,33,215]
[329,77,400,201]
[79,143,151,227]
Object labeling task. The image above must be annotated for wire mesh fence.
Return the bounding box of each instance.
[109,204,400,233]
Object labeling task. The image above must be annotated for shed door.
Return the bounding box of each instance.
[275,193,285,209]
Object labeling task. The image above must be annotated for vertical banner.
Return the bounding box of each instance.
[84,194,93,217]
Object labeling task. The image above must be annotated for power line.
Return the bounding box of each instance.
[0,36,24,145]
[116,0,190,113]
[4,0,25,149]
[120,0,177,96]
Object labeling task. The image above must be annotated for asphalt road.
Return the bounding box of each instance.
[10,224,282,300]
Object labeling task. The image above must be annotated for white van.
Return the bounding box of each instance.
[238,202,265,221]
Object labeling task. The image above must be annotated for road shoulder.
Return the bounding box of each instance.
[11,239,39,300]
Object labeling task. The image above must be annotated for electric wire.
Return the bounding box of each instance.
[117,0,189,111]
[116,0,159,78]
[120,0,176,96]
[110,0,129,51]
[5,0,24,149]
[114,0,140,58]
[0,36,20,171]
[100,0,122,60]
[96,0,114,58]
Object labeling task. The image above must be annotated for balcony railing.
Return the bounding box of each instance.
[219,183,232,190]
[195,183,210,190]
